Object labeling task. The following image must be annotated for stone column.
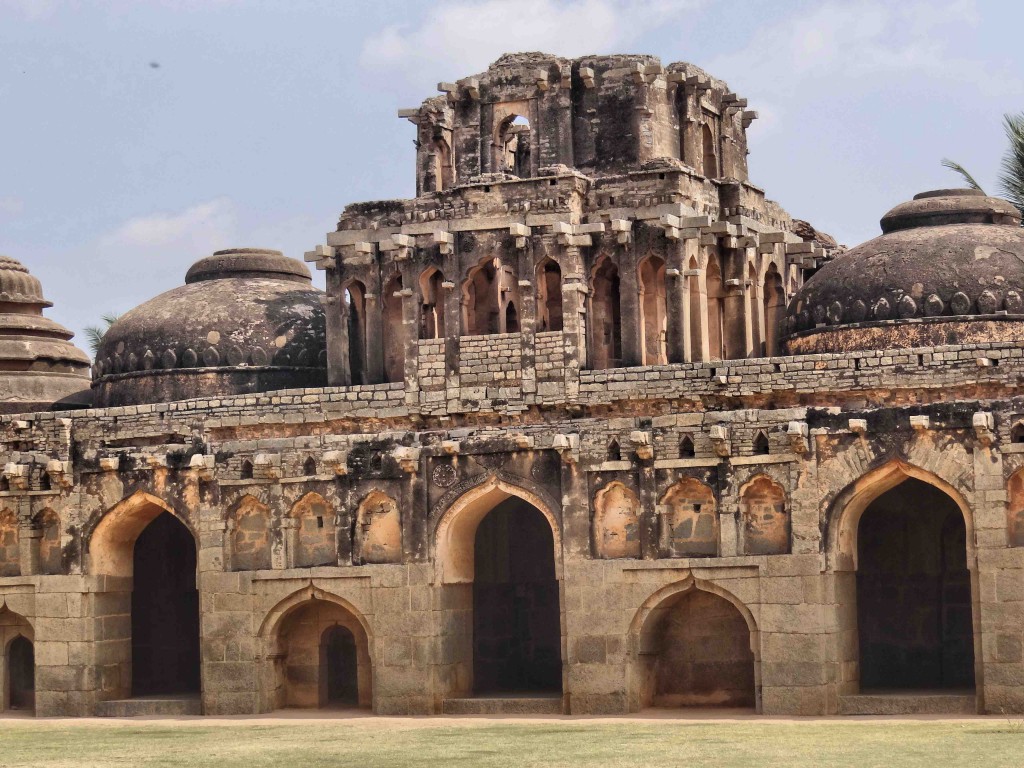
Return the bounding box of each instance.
[324,268,348,386]
[619,243,642,368]
[722,249,746,360]
[518,241,538,398]
[665,239,686,364]
[401,287,419,406]
[561,245,587,401]
[638,456,658,560]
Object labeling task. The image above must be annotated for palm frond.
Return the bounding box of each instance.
[941,158,985,192]
[996,112,1024,219]
[83,313,121,357]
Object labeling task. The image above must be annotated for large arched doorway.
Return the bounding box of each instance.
[472,497,561,694]
[633,586,756,710]
[7,635,34,711]
[131,512,201,696]
[856,478,974,691]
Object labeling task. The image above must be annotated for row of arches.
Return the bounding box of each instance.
[594,475,789,560]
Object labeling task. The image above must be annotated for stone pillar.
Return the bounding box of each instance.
[365,288,385,385]
[561,245,587,401]
[619,243,642,368]
[401,287,419,406]
[665,239,686,364]
[518,241,538,398]
[722,250,746,360]
[324,269,348,386]
[638,458,658,560]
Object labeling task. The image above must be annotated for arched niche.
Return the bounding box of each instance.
[0,608,34,713]
[354,491,402,565]
[495,113,531,177]
[343,279,368,385]
[638,255,667,366]
[382,272,405,384]
[290,492,337,568]
[1009,468,1024,546]
[628,578,759,712]
[0,509,19,577]
[259,587,373,711]
[739,475,789,555]
[593,481,641,559]
[659,477,718,557]
[762,263,785,356]
[227,495,272,572]
[419,267,446,340]
[686,255,703,361]
[462,258,500,336]
[536,258,563,332]
[702,122,718,178]
[33,508,62,576]
[589,255,622,370]
[706,255,725,361]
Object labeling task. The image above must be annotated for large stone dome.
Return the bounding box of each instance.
[783,189,1024,354]
[93,248,327,407]
[0,256,91,413]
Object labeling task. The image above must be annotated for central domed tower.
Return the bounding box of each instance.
[783,189,1024,354]
[93,248,327,407]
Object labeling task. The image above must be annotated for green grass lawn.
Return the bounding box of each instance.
[2,719,1024,768]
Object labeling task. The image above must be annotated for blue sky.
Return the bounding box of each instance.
[1,0,1022,346]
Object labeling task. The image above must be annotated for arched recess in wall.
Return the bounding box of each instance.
[702,122,718,178]
[593,481,641,559]
[353,491,402,565]
[1,609,34,713]
[227,495,272,572]
[290,492,337,568]
[1008,468,1024,546]
[259,587,373,710]
[706,255,725,361]
[33,508,62,575]
[0,509,20,577]
[590,256,622,370]
[739,475,789,555]
[762,264,785,356]
[419,267,447,340]
[687,256,703,361]
[536,258,563,332]
[432,134,454,192]
[659,477,718,557]
[628,578,758,711]
[462,258,500,336]
[495,114,532,177]
[382,273,405,384]
[343,280,368,385]
[638,255,667,366]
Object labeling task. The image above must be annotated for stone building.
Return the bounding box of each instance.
[1,52,1023,718]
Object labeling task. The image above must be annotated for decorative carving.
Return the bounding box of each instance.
[431,463,457,488]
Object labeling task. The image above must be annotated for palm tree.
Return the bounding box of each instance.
[84,313,120,357]
[943,112,1024,221]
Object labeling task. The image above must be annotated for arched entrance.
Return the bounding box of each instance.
[435,478,564,704]
[88,493,201,703]
[856,478,974,690]
[131,512,200,696]
[262,592,372,711]
[631,583,757,710]
[7,636,34,711]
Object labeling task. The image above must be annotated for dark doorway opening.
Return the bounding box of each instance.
[7,635,34,710]
[322,625,359,707]
[857,478,975,690]
[472,498,561,695]
[131,512,201,696]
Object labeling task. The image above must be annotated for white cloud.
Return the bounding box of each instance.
[99,198,237,254]
[360,0,703,84]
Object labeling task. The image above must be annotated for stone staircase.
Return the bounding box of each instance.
[441,695,563,715]
[95,695,202,717]
[838,691,976,716]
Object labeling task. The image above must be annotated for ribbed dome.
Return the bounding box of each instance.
[783,190,1024,354]
[93,249,327,407]
[0,256,91,413]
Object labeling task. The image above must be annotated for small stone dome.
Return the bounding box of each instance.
[0,256,91,413]
[783,189,1024,354]
[93,248,327,407]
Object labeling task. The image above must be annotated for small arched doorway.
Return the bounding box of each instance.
[634,587,756,709]
[856,478,975,691]
[7,635,34,711]
[321,625,359,707]
[131,512,201,696]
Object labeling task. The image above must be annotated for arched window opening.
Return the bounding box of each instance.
[504,301,519,334]
[753,431,770,456]
[679,435,695,458]
[38,471,51,492]
[303,457,317,477]
[7,635,34,711]
[419,268,447,340]
[497,114,532,178]
[344,281,368,385]
[536,259,563,332]
[382,273,405,384]
[240,460,254,480]
[607,439,622,462]
[702,122,718,179]
[762,264,785,356]
[639,256,667,366]
[706,256,725,361]
[432,136,454,192]
[590,257,622,370]
[856,478,974,691]
[463,259,500,335]
[1012,421,1024,444]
